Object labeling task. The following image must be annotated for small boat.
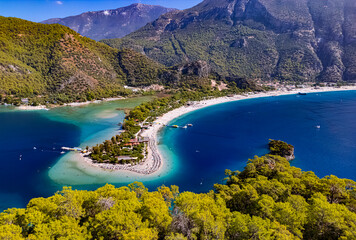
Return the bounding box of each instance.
[298,92,307,95]
[60,151,65,154]
[172,125,179,128]
[182,125,188,129]
[187,124,193,127]
[33,147,37,150]
[315,125,321,129]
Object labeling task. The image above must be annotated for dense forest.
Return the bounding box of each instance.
[0,146,355,239]
[0,17,125,103]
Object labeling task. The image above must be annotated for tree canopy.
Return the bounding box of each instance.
[1,150,355,239]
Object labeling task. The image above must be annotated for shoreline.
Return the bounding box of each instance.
[9,97,126,111]
[76,86,356,176]
[74,125,164,176]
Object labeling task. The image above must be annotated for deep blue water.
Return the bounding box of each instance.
[159,91,356,192]
[0,91,356,210]
[0,111,80,210]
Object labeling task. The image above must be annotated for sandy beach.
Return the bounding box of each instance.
[16,105,49,111]
[75,86,356,176]
[12,97,125,111]
[63,97,125,107]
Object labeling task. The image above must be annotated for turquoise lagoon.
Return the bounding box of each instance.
[1,91,356,210]
[0,96,158,210]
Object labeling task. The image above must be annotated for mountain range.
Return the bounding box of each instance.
[103,0,356,82]
[42,3,176,41]
[2,0,356,104]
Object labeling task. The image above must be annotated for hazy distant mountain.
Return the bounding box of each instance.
[42,3,176,41]
[103,0,356,82]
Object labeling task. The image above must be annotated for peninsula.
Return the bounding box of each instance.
[78,85,356,176]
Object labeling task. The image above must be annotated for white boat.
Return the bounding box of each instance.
[316,125,321,129]
[33,147,37,150]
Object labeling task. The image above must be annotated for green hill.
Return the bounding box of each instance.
[103,0,356,83]
[0,17,167,104]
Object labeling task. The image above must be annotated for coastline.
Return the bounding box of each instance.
[11,97,125,111]
[63,97,125,107]
[75,86,356,177]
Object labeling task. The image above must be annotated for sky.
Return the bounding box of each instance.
[0,0,202,22]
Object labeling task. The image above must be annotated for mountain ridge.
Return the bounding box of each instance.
[42,3,177,41]
[103,0,356,82]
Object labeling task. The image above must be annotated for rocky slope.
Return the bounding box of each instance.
[42,3,176,41]
[103,0,356,82]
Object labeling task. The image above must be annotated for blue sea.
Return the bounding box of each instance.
[0,91,356,210]
[160,91,356,192]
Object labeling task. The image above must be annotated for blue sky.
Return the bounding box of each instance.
[0,0,202,22]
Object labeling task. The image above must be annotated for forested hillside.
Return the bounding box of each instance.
[0,17,242,105]
[0,17,170,104]
[0,17,121,100]
[104,0,356,83]
[0,150,355,239]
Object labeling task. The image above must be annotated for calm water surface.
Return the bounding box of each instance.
[159,91,356,192]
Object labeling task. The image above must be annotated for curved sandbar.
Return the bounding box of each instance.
[75,86,356,177]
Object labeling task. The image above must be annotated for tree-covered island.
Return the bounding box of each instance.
[269,139,295,161]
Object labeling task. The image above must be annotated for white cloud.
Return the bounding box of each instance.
[56,1,63,5]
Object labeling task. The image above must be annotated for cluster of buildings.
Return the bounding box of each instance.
[124,137,150,147]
